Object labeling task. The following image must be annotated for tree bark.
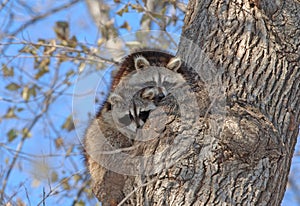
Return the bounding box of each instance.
[97,0,300,205]
[120,0,300,205]
[178,0,300,204]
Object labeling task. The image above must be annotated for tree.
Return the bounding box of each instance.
[0,0,186,205]
[177,0,300,204]
[87,0,300,205]
[0,0,299,205]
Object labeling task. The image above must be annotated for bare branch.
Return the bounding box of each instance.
[1,0,82,53]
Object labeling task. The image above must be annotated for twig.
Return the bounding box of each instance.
[1,0,81,53]
[0,113,43,202]
[71,175,90,206]
[0,0,10,12]
[37,169,85,206]
[0,41,118,64]
[0,82,55,202]
[24,185,31,206]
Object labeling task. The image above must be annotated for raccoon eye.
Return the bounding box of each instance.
[141,87,156,100]
[139,110,150,124]
[118,114,133,126]
[162,81,173,88]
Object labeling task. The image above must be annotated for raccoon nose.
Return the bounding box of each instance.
[157,87,167,101]
[154,92,165,104]
[157,92,165,100]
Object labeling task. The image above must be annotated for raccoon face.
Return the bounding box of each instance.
[108,86,164,137]
[107,55,184,139]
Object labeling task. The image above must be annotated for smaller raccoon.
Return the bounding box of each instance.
[107,55,184,140]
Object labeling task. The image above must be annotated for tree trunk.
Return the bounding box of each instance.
[176,0,300,204]
[95,0,300,205]
[120,0,300,205]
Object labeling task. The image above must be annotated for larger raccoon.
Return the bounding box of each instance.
[83,49,207,205]
[108,55,186,140]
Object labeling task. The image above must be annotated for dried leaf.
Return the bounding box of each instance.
[17,198,26,206]
[131,4,144,12]
[116,5,129,16]
[78,62,86,73]
[28,86,37,98]
[5,83,20,91]
[19,45,31,53]
[38,58,50,69]
[7,129,17,142]
[120,21,131,31]
[97,38,105,46]
[54,21,69,40]
[73,174,81,183]
[17,107,24,112]
[66,145,74,157]
[2,64,14,77]
[22,86,29,101]
[55,137,64,149]
[74,200,85,206]
[61,178,70,190]
[68,36,78,48]
[22,127,32,138]
[35,67,49,79]
[31,178,41,188]
[51,171,58,182]
[4,107,17,118]
[62,116,75,131]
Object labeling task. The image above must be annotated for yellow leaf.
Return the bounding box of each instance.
[22,127,32,138]
[4,107,17,118]
[73,174,81,183]
[74,200,85,206]
[61,178,70,190]
[5,83,20,91]
[55,137,64,149]
[66,145,74,157]
[51,171,58,182]
[116,5,129,16]
[78,62,86,73]
[131,4,143,12]
[28,86,37,97]
[31,178,41,188]
[62,116,75,131]
[22,86,29,101]
[120,21,131,31]
[7,129,18,142]
[2,64,14,77]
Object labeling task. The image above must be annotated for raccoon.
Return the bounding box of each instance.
[107,55,184,140]
[83,49,199,205]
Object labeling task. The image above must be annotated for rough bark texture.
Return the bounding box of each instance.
[179,0,300,204]
[90,0,300,205]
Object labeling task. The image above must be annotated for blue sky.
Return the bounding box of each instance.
[0,1,100,205]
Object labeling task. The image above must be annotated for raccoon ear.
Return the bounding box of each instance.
[166,57,181,71]
[108,93,123,105]
[134,56,150,70]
